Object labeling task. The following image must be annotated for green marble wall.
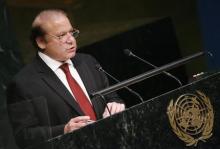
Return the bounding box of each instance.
[0,0,22,149]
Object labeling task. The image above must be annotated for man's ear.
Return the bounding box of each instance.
[36,36,46,49]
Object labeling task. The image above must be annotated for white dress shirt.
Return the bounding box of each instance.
[38,52,92,103]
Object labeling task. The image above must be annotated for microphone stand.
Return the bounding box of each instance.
[124,49,183,86]
[91,52,204,97]
[96,65,144,102]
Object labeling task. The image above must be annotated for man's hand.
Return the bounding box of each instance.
[103,102,125,118]
[64,116,93,134]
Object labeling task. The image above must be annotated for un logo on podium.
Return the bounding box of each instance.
[167,91,214,146]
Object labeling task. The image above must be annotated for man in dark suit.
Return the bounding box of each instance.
[7,9,125,148]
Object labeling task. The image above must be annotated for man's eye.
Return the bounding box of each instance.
[58,34,66,38]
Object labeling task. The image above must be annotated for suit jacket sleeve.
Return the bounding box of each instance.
[7,80,64,149]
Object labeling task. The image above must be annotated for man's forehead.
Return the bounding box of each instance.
[32,11,67,28]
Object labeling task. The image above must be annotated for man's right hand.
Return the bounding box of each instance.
[64,116,91,134]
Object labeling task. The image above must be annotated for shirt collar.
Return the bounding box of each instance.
[38,51,73,71]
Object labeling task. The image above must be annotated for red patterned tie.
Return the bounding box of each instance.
[60,63,96,120]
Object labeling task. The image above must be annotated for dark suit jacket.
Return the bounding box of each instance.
[7,53,122,148]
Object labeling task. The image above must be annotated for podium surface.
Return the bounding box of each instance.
[31,72,220,149]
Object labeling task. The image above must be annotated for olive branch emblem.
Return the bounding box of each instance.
[167,91,214,146]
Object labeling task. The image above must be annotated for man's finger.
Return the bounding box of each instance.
[70,116,90,123]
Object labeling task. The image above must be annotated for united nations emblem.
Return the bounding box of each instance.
[167,90,214,146]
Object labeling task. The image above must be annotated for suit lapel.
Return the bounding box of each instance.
[34,56,84,116]
[72,55,103,119]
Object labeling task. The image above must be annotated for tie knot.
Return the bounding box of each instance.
[60,63,70,74]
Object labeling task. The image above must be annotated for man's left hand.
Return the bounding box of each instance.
[102,102,125,118]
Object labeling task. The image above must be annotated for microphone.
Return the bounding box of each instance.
[124,49,183,86]
[95,64,144,102]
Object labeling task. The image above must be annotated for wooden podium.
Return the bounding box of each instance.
[29,72,220,149]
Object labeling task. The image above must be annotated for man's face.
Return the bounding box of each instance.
[39,16,77,62]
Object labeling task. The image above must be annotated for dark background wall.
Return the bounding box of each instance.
[1,0,220,149]
[80,18,188,106]
[6,0,206,74]
[0,0,21,149]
